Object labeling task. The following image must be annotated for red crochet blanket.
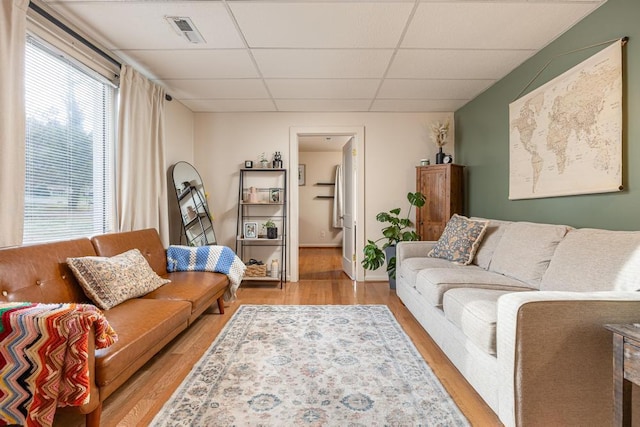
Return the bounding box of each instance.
[0,302,117,427]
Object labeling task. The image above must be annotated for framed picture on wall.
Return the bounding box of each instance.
[243,221,258,239]
[298,164,306,186]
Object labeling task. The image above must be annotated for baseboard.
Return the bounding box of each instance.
[299,244,342,248]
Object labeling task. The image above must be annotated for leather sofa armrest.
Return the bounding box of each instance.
[396,241,436,269]
[496,291,640,427]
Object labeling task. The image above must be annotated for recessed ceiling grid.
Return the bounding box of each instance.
[44,0,607,113]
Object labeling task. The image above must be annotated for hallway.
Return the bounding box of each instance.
[298,247,350,281]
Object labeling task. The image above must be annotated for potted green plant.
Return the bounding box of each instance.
[361,191,426,289]
[263,219,278,239]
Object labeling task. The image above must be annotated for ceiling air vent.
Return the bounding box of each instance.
[165,16,206,44]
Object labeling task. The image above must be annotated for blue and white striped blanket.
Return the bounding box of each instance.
[166,245,246,301]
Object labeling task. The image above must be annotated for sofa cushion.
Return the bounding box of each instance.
[471,218,512,270]
[428,215,489,265]
[397,257,469,289]
[143,271,229,321]
[443,288,521,356]
[489,222,571,288]
[541,228,640,292]
[67,249,170,310]
[415,267,535,307]
[95,298,191,388]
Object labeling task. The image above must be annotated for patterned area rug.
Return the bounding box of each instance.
[151,305,469,426]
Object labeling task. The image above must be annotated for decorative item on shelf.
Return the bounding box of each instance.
[269,188,280,203]
[361,192,426,289]
[271,259,279,278]
[247,186,258,203]
[431,121,449,164]
[245,258,266,277]
[420,159,430,166]
[263,219,277,239]
[443,154,453,164]
[182,181,191,191]
[259,152,269,168]
[243,221,258,239]
[244,160,253,168]
[186,206,197,221]
[272,151,283,169]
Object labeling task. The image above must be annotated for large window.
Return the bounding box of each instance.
[23,35,116,244]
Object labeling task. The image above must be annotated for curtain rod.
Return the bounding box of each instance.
[514,36,629,102]
[28,1,121,69]
[27,1,173,102]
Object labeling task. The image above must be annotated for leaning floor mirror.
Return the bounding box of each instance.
[169,161,217,246]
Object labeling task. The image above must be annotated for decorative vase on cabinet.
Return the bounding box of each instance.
[415,164,464,241]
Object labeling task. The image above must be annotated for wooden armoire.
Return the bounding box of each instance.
[415,164,464,241]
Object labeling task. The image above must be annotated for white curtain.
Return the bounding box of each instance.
[0,0,28,248]
[117,65,169,245]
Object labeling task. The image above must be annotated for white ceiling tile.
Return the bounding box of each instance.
[370,99,467,112]
[403,2,601,50]
[43,0,607,113]
[388,49,535,80]
[378,79,495,100]
[48,2,244,50]
[275,99,372,112]
[156,79,269,99]
[266,79,380,99]
[229,2,413,48]
[180,99,277,113]
[115,49,259,79]
[253,49,394,78]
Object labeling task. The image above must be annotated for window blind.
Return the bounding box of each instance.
[23,35,115,244]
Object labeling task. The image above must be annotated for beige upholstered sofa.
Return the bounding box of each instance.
[396,218,640,427]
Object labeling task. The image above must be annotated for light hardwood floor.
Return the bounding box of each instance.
[55,248,501,426]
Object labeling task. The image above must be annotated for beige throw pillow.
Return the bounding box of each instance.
[67,248,170,310]
[428,214,489,265]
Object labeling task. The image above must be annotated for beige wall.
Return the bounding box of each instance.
[193,111,454,280]
[299,151,342,247]
[165,99,195,244]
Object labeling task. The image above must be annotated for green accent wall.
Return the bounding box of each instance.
[455,0,640,230]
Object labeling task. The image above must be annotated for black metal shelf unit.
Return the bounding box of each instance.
[235,168,287,288]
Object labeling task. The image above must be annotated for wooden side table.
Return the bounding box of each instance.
[606,324,640,426]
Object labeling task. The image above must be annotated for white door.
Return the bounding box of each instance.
[341,138,356,279]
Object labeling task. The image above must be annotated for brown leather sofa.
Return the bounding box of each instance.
[0,228,229,426]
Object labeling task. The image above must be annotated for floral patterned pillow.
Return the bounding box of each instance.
[428,214,489,265]
[67,249,170,310]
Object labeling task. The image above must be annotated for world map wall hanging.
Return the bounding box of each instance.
[508,39,623,200]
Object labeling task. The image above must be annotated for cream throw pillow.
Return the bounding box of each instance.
[428,214,489,265]
[67,248,170,310]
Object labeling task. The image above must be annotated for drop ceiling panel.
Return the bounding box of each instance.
[229,2,413,48]
[115,50,259,80]
[43,0,608,113]
[266,79,380,99]
[156,79,269,99]
[388,49,536,80]
[180,99,276,113]
[403,2,601,49]
[378,79,495,100]
[370,99,468,112]
[47,1,244,50]
[252,49,394,78]
[275,99,372,112]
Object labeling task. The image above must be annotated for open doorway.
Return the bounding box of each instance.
[288,126,365,282]
[298,135,350,280]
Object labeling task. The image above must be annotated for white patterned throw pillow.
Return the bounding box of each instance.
[67,248,170,310]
